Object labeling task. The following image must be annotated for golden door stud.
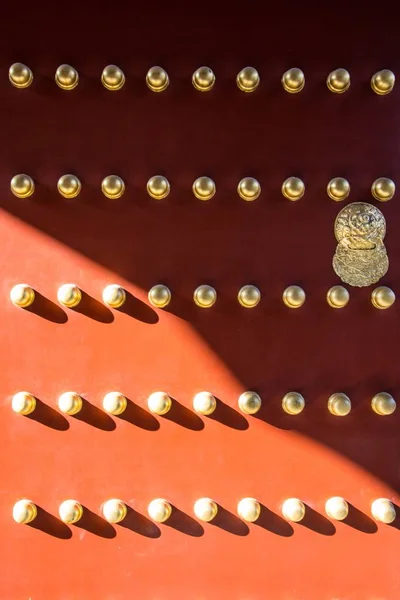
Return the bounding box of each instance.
[58,392,83,415]
[192,66,215,91]
[194,498,218,522]
[371,286,395,309]
[101,175,125,199]
[12,391,36,415]
[101,65,125,91]
[146,66,169,92]
[371,69,395,95]
[193,391,217,415]
[102,284,126,308]
[238,391,262,415]
[237,498,261,522]
[282,498,306,522]
[57,174,81,199]
[10,174,35,198]
[102,392,127,416]
[282,286,306,308]
[59,500,83,524]
[57,283,82,308]
[102,499,127,523]
[147,175,170,199]
[328,393,351,416]
[193,285,217,308]
[282,68,305,93]
[148,284,171,308]
[10,284,35,308]
[327,177,350,201]
[148,499,172,522]
[192,176,216,200]
[371,392,396,416]
[282,177,305,201]
[371,498,396,524]
[326,69,350,94]
[237,177,261,201]
[147,392,172,416]
[282,392,305,415]
[238,285,261,308]
[326,286,350,308]
[13,499,37,524]
[371,177,395,202]
[9,63,33,88]
[325,496,348,520]
[55,64,79,90]
[236,67,260,92]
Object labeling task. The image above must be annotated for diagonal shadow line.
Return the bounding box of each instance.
[28,506,72,539]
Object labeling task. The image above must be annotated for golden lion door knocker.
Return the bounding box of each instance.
[333,202,389,287]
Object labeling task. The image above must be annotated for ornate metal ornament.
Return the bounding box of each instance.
[333,202,389,287]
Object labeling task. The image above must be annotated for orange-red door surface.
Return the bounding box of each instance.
[1,3,400,598]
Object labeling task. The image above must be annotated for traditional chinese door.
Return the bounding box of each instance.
[1,3,399,599]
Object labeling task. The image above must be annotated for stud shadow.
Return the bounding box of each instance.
[343,503,377,534]
[211,505,249,536]
[167,506,204,537]
[389,504,400,530]
[255,505,294,537]
[118,291,159,324]
[25,291,68,324]
[301,505,336,536]
[164,398,204,431]
[209,398,249,431]
[26,398,70,431]
[118,398,160,431]
[74,398,116,431]
[120,506,161,538]
[28,506,72,539]
[76,507,116,539]
[71,291,114,323]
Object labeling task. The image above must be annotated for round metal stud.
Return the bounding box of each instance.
[192,66,215,92]
[10,284,35,308]
[147,392,172,416]
[146,66,169,92]
[371,498,396,524]
[102,284,126,308]
[326,69,350,94]
[327,177,350,202]
[237,177,261,201]
[236,67,260,92]
[238,391,262,415]
[282,68,305,93]
[371,286,395,309]
[193,285,217,308]
[282,392,305,415]
[327,286,350,308]
[13,499,37,524]
[9,63,33,88]
[57,283,82,308]
[371,392,396,416]
[371,177,395,202]
[371,69,395,95]
[325,496,348,521]
[148,498,172,523]
[10,174,35,199]
[282,285,306,308]
[194,498,218,522]
[193,391,217,416]
[282,177,305,201]
[328,393,351,416]
[101,175,125,199]
[102,499,127,523]
[57,174,81,199]
[237,498,261,522]
[101,65,125,91]
[12,391,36,416]
[282,498,306,522]
[59,500,83,524]
[147,175,170,200]
[148,284,171,308]
[102,392,127,416]
[238,285,261,308]
[55,64,79,90]
[192,176,216,201]
[58,392,83,416]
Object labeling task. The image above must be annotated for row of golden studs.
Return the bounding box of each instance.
[8,63,396,95]
[9,283,396,311]
[12,496,398,526]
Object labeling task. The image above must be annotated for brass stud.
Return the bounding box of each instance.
[101,65,125,91]
[192,66,215,92]
[236,67,260,92]
[146,66,169,92]
[371,392,396,416]
[326,69,350,94]
[325,496,348,521]
[326,285,350,308]
[148,498,172,523]
[327,177,350,202]
[371,69,395,95]
[193,391,217,416]
[238,285,261,308]
[57,283,82,308]
[282,498,306,522]
[371,498,396,524]
[55,64,79,90]
[147,175,170,200]
[371,177,395,202]
[282,285,306,308]
[59,500,83,524]
[237,497,261,522]
[328,393,351,416]
[10,284,35,308]
[102,284,126,308]
[9,63,33,88]
[238,391,262,415]
[282,392,305,415]
[192,176,216,201]
[102,392,127,416]
[193,285,217,308]
[57,174,81,199]
[282,177,305,201]
[13,499,37,524]
[194,498,218,522]
[148,284,171,308]
[12,391,36,416]
[147,392,172,416]
[282,68,305,93]
[237,177,261,201]
[101,175,125,199]
[371,286,395,309]
[102,499,127,523]
[10,174,35,199]
[58,392,83,416]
